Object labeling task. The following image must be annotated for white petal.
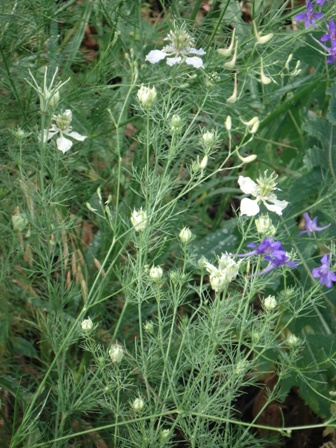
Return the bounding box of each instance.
[189,48,206,55]
[166,56,181,66]
[145,50,167,64]
[204,262,217,275]
[240,198,260,216]
[185,56,204,68]
[66,131,87,141]
[238,176,258,196]
[56,136,73,153]
[264,199,288,215]
[47,125,59,140]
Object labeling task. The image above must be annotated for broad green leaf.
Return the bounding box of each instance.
[191,218,238,262]
[303,118,336,174]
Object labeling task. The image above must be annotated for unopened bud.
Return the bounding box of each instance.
[225,116,232,131]
[131,208,147,232]
[201,130,216,148]
[199,155,208,170]
[179,227,193,244]
[287,334,300,347]
[12,211,28,232]
[137,84,157,109]
[224,40,238,69]
[217,28,236,57]
[240,116,260,134]
[253,21,274,45]
[255,214,276,236]
[144,321,154,334]
[49,90,60,110]
[171,114,182,132]
[109,343,124,363]
[227,73,238,103]
[285,54,293,71]
[260,58,272,85]
[132,397,144,411]
[263,295,277,311]
[149,265,163,282]
[161,429,170,440]
[81,317,94,332]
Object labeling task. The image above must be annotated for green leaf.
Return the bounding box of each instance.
[12,337,38,359]
[296,333,336,419]
[191,218,238,262]
[302,118,336,175]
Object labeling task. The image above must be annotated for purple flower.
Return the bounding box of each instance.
[299,212,331,236]
[321,19,336,45]
[312,254,336,288]
[315,0,330,5]
[294,1,324,29]
[232,238,297,276]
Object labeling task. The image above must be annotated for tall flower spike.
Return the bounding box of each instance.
[253,21,274,45]
[145,24,205,69]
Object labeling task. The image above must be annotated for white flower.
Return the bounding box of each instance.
[263,295,277,311]
[131,208,147,232]
[46,109,87,153]
[205,254,239,292]
[137,84,157,108]
[81,317,94,332]
[132,397,145,411]
[109,343,124,363]
[145,25,205,69]
[149,265,163,282]
[238,172,288,217]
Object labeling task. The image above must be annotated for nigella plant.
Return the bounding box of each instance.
[238,172,288,217]
[145,23,206,68]
[232,238,297,276]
